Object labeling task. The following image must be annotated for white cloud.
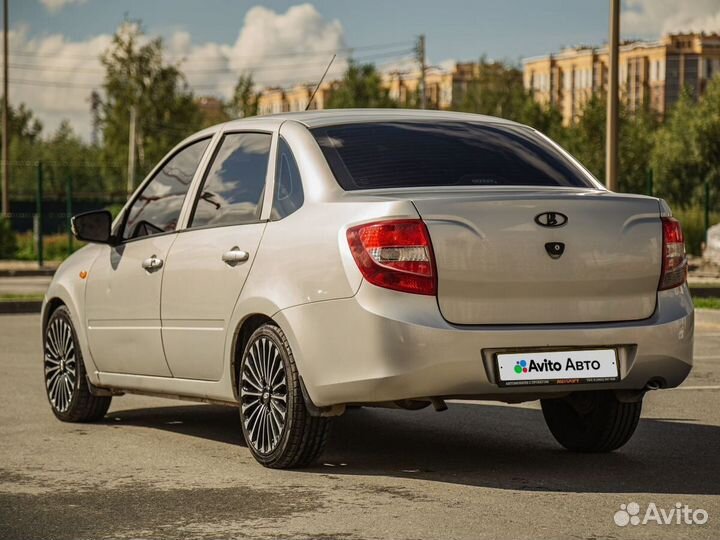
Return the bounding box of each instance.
[623,0,720,37]
[5,4,349,140]
[40,0,88,14]
[176,4,348,96]
[4,24,110,139]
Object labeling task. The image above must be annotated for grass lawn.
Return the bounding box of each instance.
[694,297,720,310]
[0,294,44,302]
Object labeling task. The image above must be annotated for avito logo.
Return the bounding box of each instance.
[514,358,602,375]
[514,360,528,374]
[614,502,708,527]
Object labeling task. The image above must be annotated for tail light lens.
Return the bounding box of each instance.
[658,217,687,291]
[346,219,437,295]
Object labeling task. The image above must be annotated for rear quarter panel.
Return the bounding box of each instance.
[229,121,421,382]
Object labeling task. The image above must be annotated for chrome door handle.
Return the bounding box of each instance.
[142,255,164,272]
[222,247,249,265]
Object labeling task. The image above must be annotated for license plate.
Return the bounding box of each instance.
[496,348,619,386]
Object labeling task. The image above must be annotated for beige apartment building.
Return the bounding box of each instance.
[255,62,477,114]
[384,62,478,109]
[523,32,720,124]
[257,82,335,115]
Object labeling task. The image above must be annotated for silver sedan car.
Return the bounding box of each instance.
[42,109,693,468]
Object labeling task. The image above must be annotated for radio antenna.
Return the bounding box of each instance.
[305,54,336,111]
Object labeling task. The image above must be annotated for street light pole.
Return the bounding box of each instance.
[127,104,136,196]
[2,0,9,216]
[417,34,427,109]
[606,0,620,191]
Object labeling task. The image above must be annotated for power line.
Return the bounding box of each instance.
[5,68,348,90]
[1,52,415,91]
[6,48,414,75]
[7,40,415,62]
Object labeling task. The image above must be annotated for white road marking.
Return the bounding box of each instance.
[671,385,720,391]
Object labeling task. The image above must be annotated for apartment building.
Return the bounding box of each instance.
[385,62,477,109]
[523,32,720,124]
[254,62,477,114]
[257,82,335,115]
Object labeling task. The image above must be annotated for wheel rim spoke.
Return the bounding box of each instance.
[44,318,76,413]
[240,335,288,455]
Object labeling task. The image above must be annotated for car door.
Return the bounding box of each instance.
[160,131,274,380]
[85,137,211,376]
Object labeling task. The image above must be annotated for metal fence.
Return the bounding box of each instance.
[3,161,127,265]
[2,161,717,265]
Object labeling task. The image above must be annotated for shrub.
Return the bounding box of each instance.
[0,216,18,258]
[672,206,720,257]
[15,232,84,261]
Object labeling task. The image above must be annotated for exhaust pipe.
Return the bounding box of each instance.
[645,380,662,391]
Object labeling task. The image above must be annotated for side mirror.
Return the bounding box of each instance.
[71,210,114,244]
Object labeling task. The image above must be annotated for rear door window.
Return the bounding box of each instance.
[271,137,304,220]
[190,132,272,228]
[312,121,593,190]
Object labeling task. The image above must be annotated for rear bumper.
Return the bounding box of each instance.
[276,283,694,407]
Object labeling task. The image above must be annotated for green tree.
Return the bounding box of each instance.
[554,92,658,195]
[459,60,524,117]
[458,59,562,133]
[651,88,706,208]
[0,99,43,144]
[327,62,396,108]
[40,120,103,197]
[227,74,259,118]
[98,21,202,191]
[552,92,607,181]
[1,99,44,196]
[618,105,659,195]
[689,77,720,210]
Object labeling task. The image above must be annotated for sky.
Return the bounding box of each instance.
[5,0,720,139]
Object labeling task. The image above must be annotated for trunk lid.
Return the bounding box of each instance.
[410,188,662,325]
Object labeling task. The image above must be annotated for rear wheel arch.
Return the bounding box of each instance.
[231,313,275,400]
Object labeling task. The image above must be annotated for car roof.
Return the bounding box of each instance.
[220,108,523,130]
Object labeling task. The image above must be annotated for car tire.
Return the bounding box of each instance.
[541,390,641,453]
[238,323,331,469]
[44,306,112,422]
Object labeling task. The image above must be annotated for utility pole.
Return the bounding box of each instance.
[417,34,427,109]
[126,105,136,195]
[2,0,9,216]
[606,0,620,191]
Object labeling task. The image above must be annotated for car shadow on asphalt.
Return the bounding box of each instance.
[103,402,720,495]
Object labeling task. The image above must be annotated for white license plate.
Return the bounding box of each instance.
[496,349,619,386]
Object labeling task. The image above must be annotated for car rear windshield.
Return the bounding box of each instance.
[311,121,594,190]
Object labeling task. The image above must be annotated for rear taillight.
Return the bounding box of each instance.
[346,219,437,295]
[658,217,687,291]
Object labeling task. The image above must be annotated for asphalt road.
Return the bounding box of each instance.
[1,312,719,540]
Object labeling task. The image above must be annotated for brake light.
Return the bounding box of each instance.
[658,217,687,291]
[346,219,437,295]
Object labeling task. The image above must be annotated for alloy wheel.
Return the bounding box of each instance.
[240,337,288,454]
[44,317,77,413]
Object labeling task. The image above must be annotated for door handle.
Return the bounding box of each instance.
[142,255,164,272]
[222,247,249,265]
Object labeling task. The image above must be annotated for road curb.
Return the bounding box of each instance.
[0,301,42,314]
